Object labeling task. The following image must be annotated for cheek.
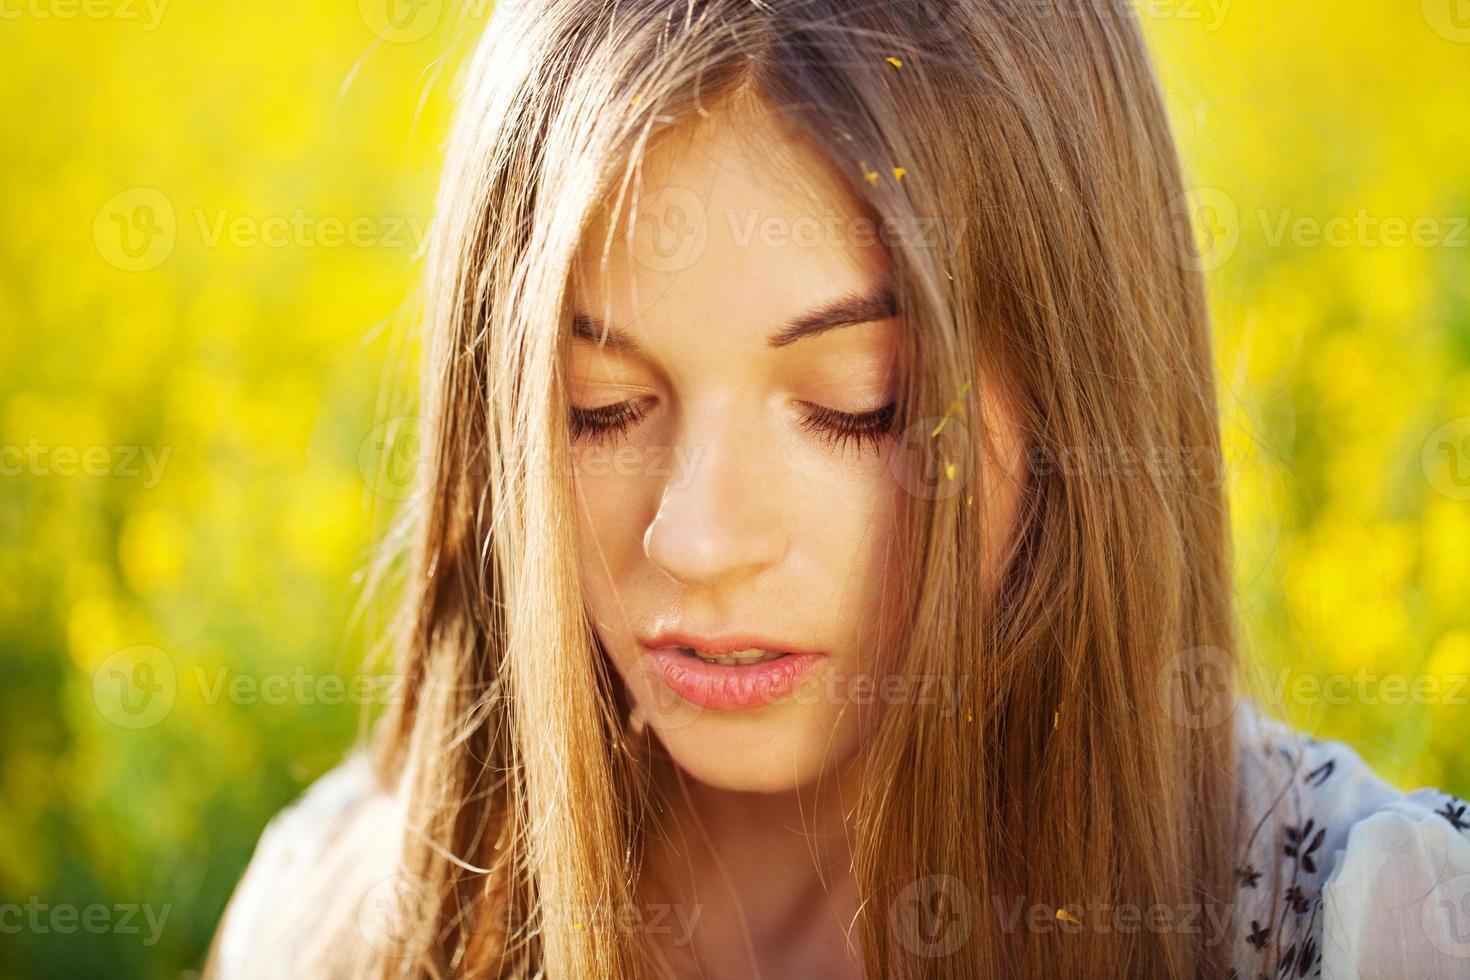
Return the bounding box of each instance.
[571,467,648,601]
[782,447,905,634]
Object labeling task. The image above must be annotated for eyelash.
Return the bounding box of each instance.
[569,400,650,444]
[795,401,898,455]
[569,399,899,453]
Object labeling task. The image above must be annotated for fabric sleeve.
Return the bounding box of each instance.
[204,751,401,979]
[1319,787,1470,979]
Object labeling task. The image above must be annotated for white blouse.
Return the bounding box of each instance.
[211,701,1470,978]
[1230,698,1470,978]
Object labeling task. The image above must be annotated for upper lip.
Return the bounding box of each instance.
[642,630,822,658]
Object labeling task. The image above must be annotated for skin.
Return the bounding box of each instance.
[567,91,1022,977]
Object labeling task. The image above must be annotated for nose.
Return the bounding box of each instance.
[642,409,789,589]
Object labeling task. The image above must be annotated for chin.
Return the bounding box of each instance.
[650,710,863,793]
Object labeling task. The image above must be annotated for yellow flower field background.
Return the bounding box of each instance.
[1,2,1467,976]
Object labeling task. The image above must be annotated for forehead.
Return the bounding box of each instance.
[572,96,889,336]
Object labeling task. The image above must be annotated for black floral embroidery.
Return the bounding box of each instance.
[1283,819,1326,874]
[1236,864,1262,888]
[1278,933,1320,978]
[1303,759,1334,787]
[1231,705,1455,978]
[1436,796,1469,832]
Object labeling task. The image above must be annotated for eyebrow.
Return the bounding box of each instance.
[570,283,899,353]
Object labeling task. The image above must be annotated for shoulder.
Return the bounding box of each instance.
[1229,699,1470,978]
[206,750,405,979]
[1317,786,1470,978]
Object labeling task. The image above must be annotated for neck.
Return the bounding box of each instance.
[639,755,866,979]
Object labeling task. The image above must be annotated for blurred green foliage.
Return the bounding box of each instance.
[1144,2,1470,791]
[1,2,1467,977]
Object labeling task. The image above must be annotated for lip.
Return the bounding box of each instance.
[641,631,825,711]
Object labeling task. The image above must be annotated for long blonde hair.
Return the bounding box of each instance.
[365,1,1239,976]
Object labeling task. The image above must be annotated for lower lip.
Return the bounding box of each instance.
[645,646,824,711]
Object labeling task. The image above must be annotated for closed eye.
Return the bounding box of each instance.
[569,398,652,444]
[796,401,898,455]
[569,398,899,454]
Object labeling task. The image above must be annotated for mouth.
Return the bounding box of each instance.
[640,633,824,711]
[673,646,788,666]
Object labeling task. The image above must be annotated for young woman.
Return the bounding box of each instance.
[205,1,1470,977]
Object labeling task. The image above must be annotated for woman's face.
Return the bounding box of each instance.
[570,100,952,792]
